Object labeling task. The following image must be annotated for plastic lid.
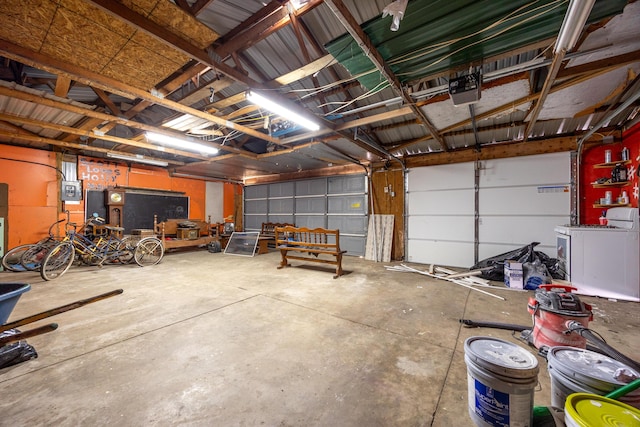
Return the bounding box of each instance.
[548,347,640,389]
[464,336,539,378]
[565,393,640,427]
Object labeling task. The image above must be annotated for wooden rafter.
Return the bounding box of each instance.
[323,0,448,151]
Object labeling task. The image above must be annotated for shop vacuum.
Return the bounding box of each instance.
[525,284,592,350]
[460,284,640,371]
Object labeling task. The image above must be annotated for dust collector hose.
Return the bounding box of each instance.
[565,321,640,372]
[459,319,530,332]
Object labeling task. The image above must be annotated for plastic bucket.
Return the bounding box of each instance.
[547,347,640,409]
[565,393,640,427]
[464,336,539,426]
[0,283,31,324]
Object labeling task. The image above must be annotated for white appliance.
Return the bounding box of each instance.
[554,207,639,302]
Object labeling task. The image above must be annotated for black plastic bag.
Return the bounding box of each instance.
[0,329,38,369]
[471,242,540,281]
[470,242,564,283]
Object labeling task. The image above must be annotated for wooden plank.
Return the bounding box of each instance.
[54,75,72,98]
[365,214,394,262]
[274,54,335,86]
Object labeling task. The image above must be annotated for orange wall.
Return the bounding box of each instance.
[0,145,60,247]
[0,148,214,249]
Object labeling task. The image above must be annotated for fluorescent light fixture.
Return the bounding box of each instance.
[554,0,595,54]
[146,132,219,155]
[107,153,169,167]
[246,90,320,131]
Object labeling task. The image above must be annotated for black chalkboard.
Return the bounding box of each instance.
[86,190,189,233]
[85,190,107,220]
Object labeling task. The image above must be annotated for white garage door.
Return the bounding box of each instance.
[407,152,571,268]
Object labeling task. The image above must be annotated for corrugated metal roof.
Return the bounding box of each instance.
[325,0,628,90]
[0,0,638,182]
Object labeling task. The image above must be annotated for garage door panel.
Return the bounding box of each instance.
[479,153,570,187]
[407,240,474,267]
[479,216,566,248]
[245,199,267,214]
[296,197,326,213]
[341,236,365,256]
[328,215,368,234]
[328,195,366,214]
[408,216,474,241]
[244,215,266,231]
[294,215,326,228]
[268,214,294,224]
[408,163,473,191]
[479,187,570,215]
[269,198,294,214]
[408,189,475,215]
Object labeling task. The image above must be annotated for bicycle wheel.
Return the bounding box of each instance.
[1,244,35,272]
[134,237,164,267]
[40,242,75,280]
[116,236,136,264]
[21,239,59,271]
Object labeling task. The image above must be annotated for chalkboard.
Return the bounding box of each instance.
[86,190,189,233]
[85,190,107,219]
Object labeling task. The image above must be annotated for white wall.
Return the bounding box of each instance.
[407,152,571,268]
[206,181,224,223]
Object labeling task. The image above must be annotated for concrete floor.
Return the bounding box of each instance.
[0,249,638,426]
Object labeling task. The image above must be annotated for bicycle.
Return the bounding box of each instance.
[1,217,65,272]
[40,216,164,280]
[20,212,114,271]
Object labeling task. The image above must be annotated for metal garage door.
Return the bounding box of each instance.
[407,153,571,268]
[244,175,367,256]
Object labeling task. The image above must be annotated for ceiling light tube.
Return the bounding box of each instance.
[146,132,219,155]
[107,153,169,167]
[246,90,320,131]
[554,0,596,54]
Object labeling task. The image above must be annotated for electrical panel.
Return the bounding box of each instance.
[61,180,82,202]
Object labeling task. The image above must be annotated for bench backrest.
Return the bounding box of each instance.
[261,222,294,235]
[275,226,341,251]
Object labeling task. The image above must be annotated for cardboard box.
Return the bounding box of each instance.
[504,260,523,289]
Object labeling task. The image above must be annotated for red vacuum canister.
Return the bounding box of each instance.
[527,284,593,349]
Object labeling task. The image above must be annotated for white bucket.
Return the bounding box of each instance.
[547,346,640,409]
[464,337,539,427]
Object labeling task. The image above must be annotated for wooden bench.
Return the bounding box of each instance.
[275,226,347,279]
[153,216,218,250]
[260,222,294,250]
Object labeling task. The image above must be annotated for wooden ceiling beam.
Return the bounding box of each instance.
[54,75,72,98]
[92,87,123,117]
[404,136,578,169]
[190,0,215,15]
[213,0,322,60]
[323,0,448,152]
[0,39,278,146]
[557,49,640,78]
[0,84,257,158]
[0,112,199,161]
[0,129,186,165]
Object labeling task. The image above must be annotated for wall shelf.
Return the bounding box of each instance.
[592,181,629,188]
[592,203,631,208]
[593,160,631,168]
